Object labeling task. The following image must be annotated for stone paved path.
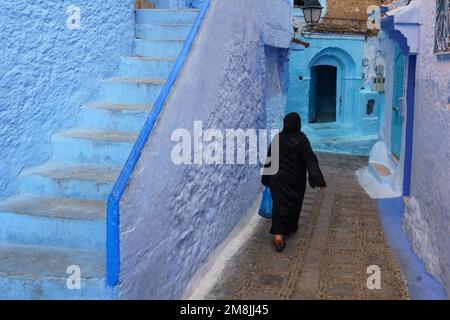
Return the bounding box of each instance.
[207,153,408,300]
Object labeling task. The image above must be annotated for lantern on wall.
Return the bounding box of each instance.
[302,0,323,29]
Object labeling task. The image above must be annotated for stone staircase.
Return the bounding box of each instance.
[0,9,199,299]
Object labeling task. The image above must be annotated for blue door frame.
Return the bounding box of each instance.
[381,11,419,198]
[403,55,417,197]
[309,65,338,123]
[391,45,405,159]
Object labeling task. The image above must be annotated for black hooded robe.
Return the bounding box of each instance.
[262,113,326,236]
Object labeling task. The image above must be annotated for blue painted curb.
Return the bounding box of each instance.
[376,197,447,300]
[106,1,212,287]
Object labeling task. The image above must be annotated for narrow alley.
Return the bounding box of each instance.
[207,153,408,300]
[1,0,449,302]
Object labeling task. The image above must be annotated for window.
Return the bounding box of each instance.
[435,0,450,53]
[294,0,305,7]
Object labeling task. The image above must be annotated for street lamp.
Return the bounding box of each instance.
[302,0,323,29]
[291,0,323,49]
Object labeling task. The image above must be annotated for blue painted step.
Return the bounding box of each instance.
[133,39,185,59]
[99,77,165,105]
[19,162,120,201]
[0,243,114,300]
[79,102,151,133]
[135,24,191,40]
[0,196,105,251]
[0,8,199,299]
[52,129,138,166]
[118,56,175,79]
[135,9,199,25]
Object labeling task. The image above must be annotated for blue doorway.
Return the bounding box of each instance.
[403,55,417,197]
[309,65,337,123]
[391,45,405,159]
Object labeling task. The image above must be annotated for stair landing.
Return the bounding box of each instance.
[0,243,113,300]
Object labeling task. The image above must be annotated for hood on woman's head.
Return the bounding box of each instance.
[283,112,302,134]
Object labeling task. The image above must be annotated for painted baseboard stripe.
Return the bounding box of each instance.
[106,1,212,287]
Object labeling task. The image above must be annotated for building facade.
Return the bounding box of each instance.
[368,0,450,295]
[287,0,385,155]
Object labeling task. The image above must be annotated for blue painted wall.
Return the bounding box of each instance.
[117,0,293,299]
[377,197,446,300]
[265,46,290,131]
[368,31,405,194]
[401,0,450,297]
[369,0,450,296]
[0,0,135,199]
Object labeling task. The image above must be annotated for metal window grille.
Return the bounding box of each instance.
[435,0,450,53]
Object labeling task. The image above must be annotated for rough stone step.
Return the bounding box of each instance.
[133,39,185,59]
[309,134,378,156]
[55,128,138,143]
[308,134,379,143]
[19,162,120,201]
[0,196,106,251]
[99,77,165,104]
[124,55,177,62]
[118,56,176,79]
[303,124,354,137]
[0,243,114,299]
[103,77,166,85]
[52,129,138,166]
[0,195,105,221]
[22,162,120,182]
[80,102,151,132]
[82,101,152,113]
[135,23,192,40]
[135,9,199,25]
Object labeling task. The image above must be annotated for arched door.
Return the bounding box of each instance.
[309,65,338,123]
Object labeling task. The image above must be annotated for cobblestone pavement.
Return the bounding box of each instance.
[207,153,408,300]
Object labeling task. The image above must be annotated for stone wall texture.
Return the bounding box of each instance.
[403,0,450,296]
[0,0,135,199]
[118,0,292,299]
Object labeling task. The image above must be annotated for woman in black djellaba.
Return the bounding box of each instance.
[262,112,326,252]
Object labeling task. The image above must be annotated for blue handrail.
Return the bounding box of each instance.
[106,1,211,287]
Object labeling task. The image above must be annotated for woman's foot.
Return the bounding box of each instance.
[274,235,286,252]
